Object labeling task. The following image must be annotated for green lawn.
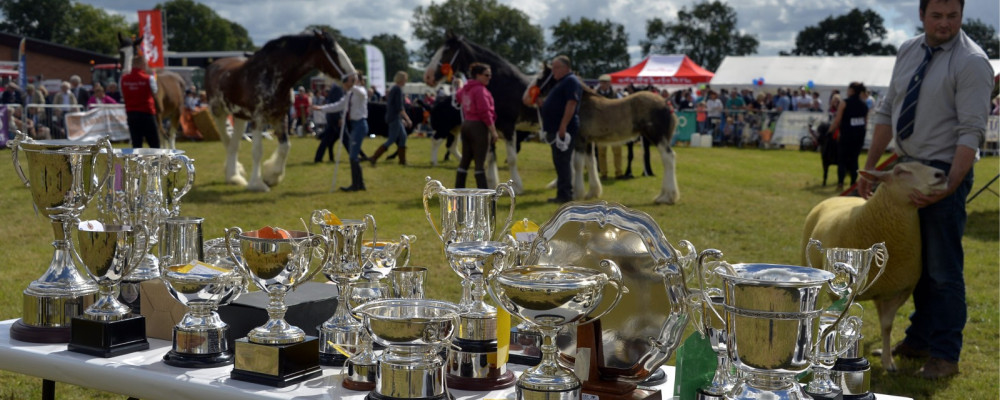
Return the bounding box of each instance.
[1,135,996,399]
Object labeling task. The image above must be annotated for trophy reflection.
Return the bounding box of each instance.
[67,220,150,357]
[226,227,331,387]
[9,132,112,343]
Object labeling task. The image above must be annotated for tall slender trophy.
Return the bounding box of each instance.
[101,148,194,312]
[696,255,860,400]
[488,262,626,400]
[341,280,389,391]
[160,216,245,368]
[423,176,515,245]
[361,234,414,280]
[9,132,112,343]
[67,221,150,357]
[354,299,462,400]
[226,227,331,387]
[444,239,518,390]
[311,210,376,366]
[806,240,887,400]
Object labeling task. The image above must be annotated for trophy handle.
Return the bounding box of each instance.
[696,249,727,333]
[814,300,865,362]
[581,259,628,324]
[362,213,377,265]
[422,177,446,242]
[10,130,30,187]
[397,234,415,269]
[298,234,332,288]
[168,154,196,209]
[225,227,259,291]
[861,242,888,295]
[68,218,90,280]
[485,269,518,319]
[826,261,857,298]
[805,238,823,269]
[493,180,516,242]
[309,209,328,237]
[83,136,114,206]
[124,224,152,279]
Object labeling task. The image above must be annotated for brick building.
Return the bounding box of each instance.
[0,32,117,88]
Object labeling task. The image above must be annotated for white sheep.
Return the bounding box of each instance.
[801,161,948,372]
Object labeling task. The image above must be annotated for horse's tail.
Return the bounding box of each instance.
[649,103,676,147]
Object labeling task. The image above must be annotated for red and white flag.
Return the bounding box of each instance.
[137,9,164,68]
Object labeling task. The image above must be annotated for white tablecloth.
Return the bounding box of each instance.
[0,319,910,400]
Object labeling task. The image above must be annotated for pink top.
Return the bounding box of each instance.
[455,80,496,126]
[87,95,118,109]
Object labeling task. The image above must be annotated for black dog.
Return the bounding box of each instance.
[810,121,838,186]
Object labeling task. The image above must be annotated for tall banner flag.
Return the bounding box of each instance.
[137,9,165,68]
[17,37,26,89]
[364,44,386,97]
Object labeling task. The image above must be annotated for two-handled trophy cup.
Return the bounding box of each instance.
[311,210,376,366]
[444,239,518,390]
[67,220,150,357]
[423,176,515,246]
[226,227,332,387]
[488,261,627,400]
[9,132,112,342]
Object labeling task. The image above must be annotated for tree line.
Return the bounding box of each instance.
[1,0,996,82]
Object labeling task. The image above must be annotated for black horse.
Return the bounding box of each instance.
[423,32,538,193]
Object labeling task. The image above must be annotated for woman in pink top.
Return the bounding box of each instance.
[86,84,117,109]
[453,62,499,189]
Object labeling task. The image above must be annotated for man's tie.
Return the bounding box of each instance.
[896,44,940,140]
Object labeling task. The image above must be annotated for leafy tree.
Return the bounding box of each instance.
[155,0,254,51]
[783,8,896,56]
[547,17,630,79]
[57,2,130,55]
[917,18,998,59]
[0,0,70,42]
[641,1,758,71]
[369,33,410,81]
[412,0,544,69]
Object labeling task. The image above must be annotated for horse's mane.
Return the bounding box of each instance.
[247,32,322,66]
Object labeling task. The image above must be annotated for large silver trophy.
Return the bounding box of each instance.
[160,216,245,368]
[311,210,376,366]
[444,239,518,390]
[423,176,515,245]
[354,299,462,400]
[101,148,194,290]
[225,227,331,387]
[805,240,887,400]
[67,220,150,357]
[697,253,860,400]
[9,131,112,343]
[488,262,626,400]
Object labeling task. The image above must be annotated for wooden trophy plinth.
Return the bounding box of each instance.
[578,320,662,400]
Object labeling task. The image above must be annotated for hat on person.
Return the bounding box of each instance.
[598,74,611,82]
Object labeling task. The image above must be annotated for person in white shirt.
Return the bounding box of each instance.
[314,74,369,191]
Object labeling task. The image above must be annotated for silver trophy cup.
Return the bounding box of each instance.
[361,234,414,281]
[160,258,244,367]
[423,176,515,246]
[342,280,389,391]
[9,131,112,342]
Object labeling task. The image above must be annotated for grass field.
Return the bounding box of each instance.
[0,134,996,399]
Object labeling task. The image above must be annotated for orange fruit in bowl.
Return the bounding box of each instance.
[257,226,291,239]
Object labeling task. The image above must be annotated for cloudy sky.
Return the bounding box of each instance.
[82,0,998,64]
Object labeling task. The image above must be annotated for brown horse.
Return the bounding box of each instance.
[205,30,356,191]
[118,33,187,149]
[531,64,680,204]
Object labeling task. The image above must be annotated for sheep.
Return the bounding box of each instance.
[801,161,948,372]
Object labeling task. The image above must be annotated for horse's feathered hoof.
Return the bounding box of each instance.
[247,181,271,192]
[227,175,248,187]
[655,193,678,205]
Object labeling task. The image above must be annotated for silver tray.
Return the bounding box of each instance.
[524,201,694,383]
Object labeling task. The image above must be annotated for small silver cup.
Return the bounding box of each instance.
[390,266,427,299]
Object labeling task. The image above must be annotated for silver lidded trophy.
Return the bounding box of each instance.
[225,226,332,387]
[160,216,245,368]
[67,220,151,357]
[311,210,376,366]
[487,261,627,400]
[423,176,515,246]
[9,131,112,343]
[444,238,518,390]
[354,298,462,400]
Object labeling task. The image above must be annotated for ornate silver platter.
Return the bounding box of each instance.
[524,201,694,383]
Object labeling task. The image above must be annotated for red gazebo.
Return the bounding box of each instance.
[608,55,713,86]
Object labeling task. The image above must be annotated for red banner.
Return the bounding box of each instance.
[137,9,164,68]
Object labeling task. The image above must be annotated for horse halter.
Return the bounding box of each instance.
[439,47,461,81]
[320,44,352,79]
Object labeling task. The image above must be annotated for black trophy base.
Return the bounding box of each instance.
[10,319,72,343]
[319,352,349,367]
[67,315,149,358]
[367,391,453,400]
[231,336,322,388]
[844,394,875,400]
[163,350,234,368]
[639,368,668,387]
[805,389,844,400]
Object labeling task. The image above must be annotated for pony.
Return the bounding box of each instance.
[531,64,680,204]
[204,30,356,191]
[423,32,538,193]
[808,120,838,187]
[117,33,187,149]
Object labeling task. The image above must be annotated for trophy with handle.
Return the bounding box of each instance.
[423,176,515,246]
[67,220,150,357]
[226,226,332,387]
[8,131,112,343]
